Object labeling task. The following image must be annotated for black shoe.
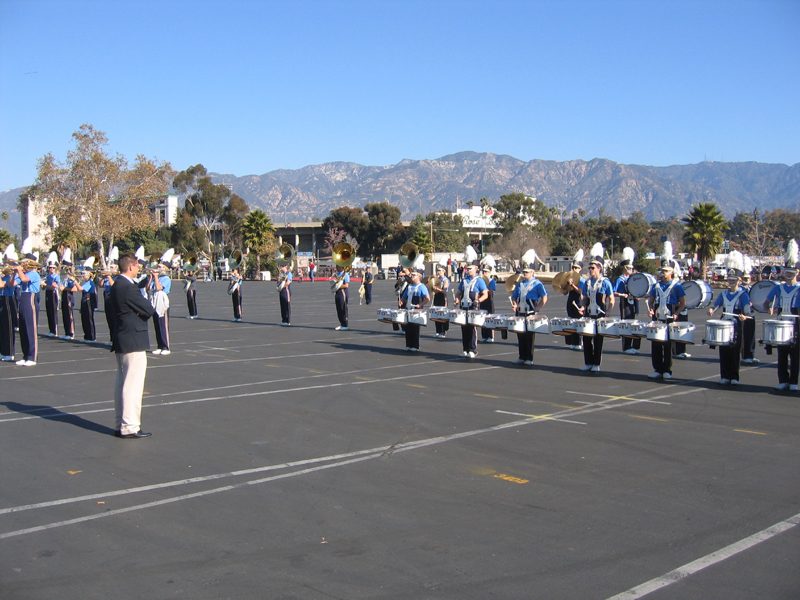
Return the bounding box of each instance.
[119,431,152,439]
[114,430,121,438]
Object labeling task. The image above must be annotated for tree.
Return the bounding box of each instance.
[322,206,369,244]
[362,202,403,257]
[173,165,237,255]
[25,124,174,267]
[682,203,727,276]
[424,211,469,253]
[323,227,347,254]
[486,226,550,269]
[242,209,276,273]
[491,193,537,233]
[221,193,250,250]
[405,215,433,257]
[170,208,206,253]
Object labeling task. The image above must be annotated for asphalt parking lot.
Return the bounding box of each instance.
[1,279,798,600]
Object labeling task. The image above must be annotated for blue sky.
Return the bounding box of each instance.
[1,0,798,192]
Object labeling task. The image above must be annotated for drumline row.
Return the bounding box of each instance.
[377,307,797,348]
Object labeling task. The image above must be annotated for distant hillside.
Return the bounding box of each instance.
[211,152,800,223]
[2,153,798,236]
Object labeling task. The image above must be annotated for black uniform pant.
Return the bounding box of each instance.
[279,289,291,323]
[61,291,74,337]
[104,290,115,343]
[186,289,197,317]
[364,283,372,305]
[405,323,421,349]
[620,301,641,351]
[335,289,348,327]
[673,311,689,355]
[0,295,15,357]
[154,309,170,350]
[651,338,674,375]
[80,293,96,341]
[232,289,242,320]
[741,317,756,360]
[582,332,604,366]
[45,289,59,335]
[516,331,535,362]
[460,324,478,353]
[719,322,743,381]
[19,292,39,362]
[776,343,800,385]
[480,296,494,340]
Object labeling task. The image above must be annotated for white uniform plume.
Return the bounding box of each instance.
[662,241,674,263]
[480,254,497,270]
[160,248,175,265]
[521,249,539,268]
[4,243,15,258]
[465,245,478,263]
[47,251,58,266]
[412,252,425,269]
[83,256,96,269]
[622,247,635,264]
[786,239,799,268]
[61,247,72,264]
[20,237,33,256]
[725,250,744,274]
[743,255,753,276]
[108,246,119,263]
[572,249,584,264]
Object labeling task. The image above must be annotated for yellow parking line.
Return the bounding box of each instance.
[407,384,426,388]
[476,394,499,399]
[630,415,668,422]
[734,429,767,435]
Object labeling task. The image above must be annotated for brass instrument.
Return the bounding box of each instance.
[275,243,295,266]
[331,242,356,292]
[183,251,199,272]
[228,249,244,272]
[399,242,419,270]
[504,274,522,294]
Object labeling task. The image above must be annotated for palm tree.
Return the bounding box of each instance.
[682,203,727,277]
[242,209,276,273]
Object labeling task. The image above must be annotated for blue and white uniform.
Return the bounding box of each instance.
[279,269,292,325]
[150,272,171,351]
[79,275,98,342]
[432,271,450,337]
[334,269,350,328]
[401,280,429,350]
[44,269,61,336]
[711,288,751,382]
[649,278,686,376]
[614,273,640,352]
[480,276,497,342]
[0,273,19,359]
[511,276,547,363]
[580,276,614,367]
[18,268,41,363]
[230,271,243,321]
[766,282,800,386]
[457,272,488,355]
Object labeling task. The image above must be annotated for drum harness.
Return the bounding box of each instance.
[720,289,747,346]
[777,284,800,346]
[405,282,425,310]
[515,278,539,316]
[654,279,679,322]
[460,276,480,310]
[586,276,607,318]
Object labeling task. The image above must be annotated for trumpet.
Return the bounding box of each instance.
[331,242,356,292]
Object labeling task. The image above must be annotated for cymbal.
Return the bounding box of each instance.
[425,276,440,289]
[504,273,521,293]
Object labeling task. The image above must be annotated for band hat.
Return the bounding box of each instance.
[725,251,745,280]
[521,264,535,272]
[571,249,584,268]
[589,242,604,268]
[620,247,635,268]
[46,251,59,266]
[21,237,36,261]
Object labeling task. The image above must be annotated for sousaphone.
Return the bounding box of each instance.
[331,242,356,292]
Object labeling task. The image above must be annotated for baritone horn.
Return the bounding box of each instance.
[331,242,356,292]
[398,242,419,269]
[275,243,295,266]
[183,251,198,272]
[228,249,243,271]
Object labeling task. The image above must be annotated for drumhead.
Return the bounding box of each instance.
[627,272,655,298]
[750,280,778,313]
[683,280,713,309]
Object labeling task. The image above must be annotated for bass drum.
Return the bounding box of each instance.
[683,280,714,309]
[627,272,656,299]
[750,280,778,313]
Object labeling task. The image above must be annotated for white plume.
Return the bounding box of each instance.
[61,248,72,263]
[786,239,799,267]
[108,246,119,262]
[590,242,604,260]
[743,255,753,275]
[6,249,19,261]
[412,252,425,269]
[725,250,744,274]
[160,248,175,264]
[521,248,539,267]
[662,240,674,262]
[622,247,635,263]
[465,245,478,263]
[20,237,33,255]
[480,254,496,269]
[135,246,146,261]
[83,256,96,269]
[572,249,584,264]
[4,243,15,258]
[47,251,58,265]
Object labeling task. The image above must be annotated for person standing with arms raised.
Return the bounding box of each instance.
[111,253,156,438]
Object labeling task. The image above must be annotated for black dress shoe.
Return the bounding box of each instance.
[119,431,152,439]
[114,430,122,438]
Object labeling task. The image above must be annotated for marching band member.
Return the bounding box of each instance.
[78,256,98,343]
[333,264,349,330]
[646,247,686,380]
[764,240,800,391]
[133,246,150,298]
[150,249,173,354]
[479,255,497,343]
[455,260,489,358]
[184,270,198,319]
[102,246,119,344]
[15,239,41,366]
[43,252,61,337]
[614,247,640,354]
[578,244,614,372]
[58,248,77,340]
[510,262,547,365]
[740,257,758,364]
[0,244,19,362]
[392,268,408,334]
[707,251,751,385]
[665,244,691,360]
[565,249,585,351]
[278,262,292,326]
[363,262,374,305]
[432,264,450,338]
[229,267,243,322]
[400,269,430,352]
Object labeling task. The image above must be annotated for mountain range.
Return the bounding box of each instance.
[2,152,799,235]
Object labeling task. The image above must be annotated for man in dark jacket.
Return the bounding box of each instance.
[111,254,156,439]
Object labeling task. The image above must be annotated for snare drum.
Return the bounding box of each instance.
[618,319,647,338]
[596,317,620,338]
[505,316,526,332]
[627,272,657,299]
[763,319,794,346]
[377,308,394,323]
[683,280,714,309]
[646,322,669,342]
[449,309,467,325]
[467,310,488,326]
[391,309,408,324]
[575,318,596,337]
[428,307,451,323]
[705,320,734,346]
[485,314,508,330]
[550,317,574,336]
[408,309,428,326]
[668,322,696,345]
[525,315,550,334]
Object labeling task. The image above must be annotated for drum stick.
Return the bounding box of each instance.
[722,312,752,319]
[572,301,582,311]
